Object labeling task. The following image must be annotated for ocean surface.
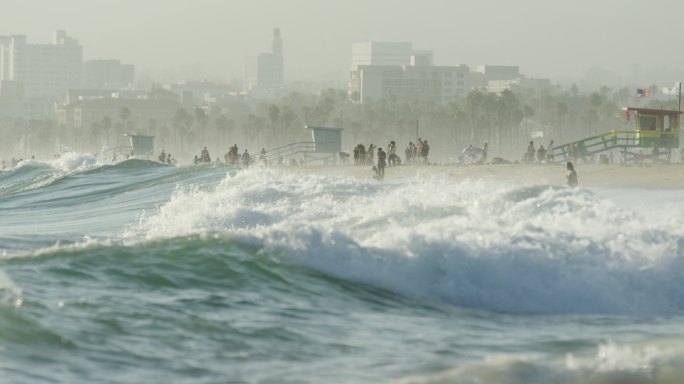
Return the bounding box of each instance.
[1,153,684,383]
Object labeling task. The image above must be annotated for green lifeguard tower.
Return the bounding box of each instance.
[623,107,680,149]
[552,107,681,163]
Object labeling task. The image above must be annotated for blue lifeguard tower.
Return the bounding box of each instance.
[263,125,343,165]
[125,134,155,157]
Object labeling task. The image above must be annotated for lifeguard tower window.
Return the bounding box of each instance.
[664,115,672,132]
[639,115,657,130]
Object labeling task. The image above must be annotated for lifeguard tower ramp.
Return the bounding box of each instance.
[264,126,343,165]
[551,107,680,163]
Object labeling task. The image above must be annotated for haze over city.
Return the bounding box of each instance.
[3,0,683,85]
[5,1,684,383]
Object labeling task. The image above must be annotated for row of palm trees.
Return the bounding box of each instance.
[1,83,670,161]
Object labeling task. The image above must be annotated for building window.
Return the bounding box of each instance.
[639,115,656,131]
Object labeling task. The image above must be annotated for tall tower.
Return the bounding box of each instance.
[272,28,282,57]
[244,28,284,98]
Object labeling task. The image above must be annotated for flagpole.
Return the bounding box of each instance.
[678,81,681,113]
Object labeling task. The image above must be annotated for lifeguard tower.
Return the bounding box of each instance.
[125,134,155,157]
[552,107,681,163]
[262,125,343,165]
[100,133,155,161]
[623,107,680,149]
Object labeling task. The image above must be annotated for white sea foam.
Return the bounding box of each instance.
[392,339,684,384]
[49,152,101,172]
[0,269,22,307]
[133,168,684,314]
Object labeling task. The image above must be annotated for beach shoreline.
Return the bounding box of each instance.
[289,162,684,189]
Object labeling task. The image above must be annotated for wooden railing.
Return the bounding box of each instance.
[551,130,665,160]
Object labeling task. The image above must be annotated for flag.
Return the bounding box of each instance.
[625,109,630,121]
[636,88,650,98]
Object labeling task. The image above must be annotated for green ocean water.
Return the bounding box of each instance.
[1,155,684,383]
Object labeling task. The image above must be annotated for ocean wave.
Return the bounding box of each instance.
[130,169,684,315]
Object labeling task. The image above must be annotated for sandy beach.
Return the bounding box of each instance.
[293,162,684,189]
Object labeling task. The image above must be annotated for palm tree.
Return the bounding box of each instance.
[195,108,208,144]
[90,122,101,152]
[268,104,280,144]
[556,102,568,142]
[173,108,189,150]
[465,89,486,144]
[243,114,264,149]
[158,125,170,150]
[119,107,131,133]
[214,115,230,154]
[101,116,112,147]
[147,118,157,137]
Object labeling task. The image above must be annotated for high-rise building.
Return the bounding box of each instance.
[349,42,436,101]
[0,30,83,100]
[84,59,134,89]
[243,28,284,98]
[469,65,520,88]
[348,41,471,104]
[353,64,470,104]
[351,42,433,70]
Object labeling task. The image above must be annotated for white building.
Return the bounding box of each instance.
[349,41,470,103]
[243,28,284,99]
[487,77,552,95]
[351,42,433,69]
[469,65,520,88]
[0,30,82,100]
[354,64,469,104]
[349,42,434,98]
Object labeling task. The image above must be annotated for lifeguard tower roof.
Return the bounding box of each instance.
[622,107,682,115]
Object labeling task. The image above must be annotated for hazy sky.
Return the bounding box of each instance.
[2,0,683,85]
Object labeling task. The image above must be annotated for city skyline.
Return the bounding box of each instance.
[2,0,683,86]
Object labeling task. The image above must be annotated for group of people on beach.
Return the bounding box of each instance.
[154,144,268,168]
[157,150,176,165]
[1,157,25,170]
[405,138,431,164]
[349,138,430,168]
[223,145,251,167]
[192,147,212,164]
[523,140,555,163]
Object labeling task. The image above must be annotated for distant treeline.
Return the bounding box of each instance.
[1,84,678,162]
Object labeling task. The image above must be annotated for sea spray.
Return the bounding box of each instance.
[133,169,684,314]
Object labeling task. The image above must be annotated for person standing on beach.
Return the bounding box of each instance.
[537,145,546,163]
[566,162,578,187]
[546,140,554,163]
[421,140,430,163]
[377,147,386,177]
[525,141,535,163]
[405,142,413,164]
[242,149,250,167]
[482,142,488,163]
[651,142,659,162]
